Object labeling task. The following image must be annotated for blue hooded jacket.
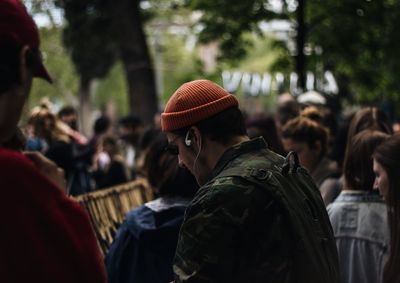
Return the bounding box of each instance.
[105,197,190,283]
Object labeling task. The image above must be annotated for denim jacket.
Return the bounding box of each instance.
[327,191,389,283]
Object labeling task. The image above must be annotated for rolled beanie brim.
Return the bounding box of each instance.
[161,80,239,132]
[161,91,238,132]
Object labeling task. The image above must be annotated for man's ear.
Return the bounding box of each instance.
[19,45,30,88]
[189,126,202,150]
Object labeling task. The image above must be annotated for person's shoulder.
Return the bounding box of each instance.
[326,194,355,222]
[0,149,64,198]
[0,149,88,216]
[0,148,34,170]
[206,175,255,194]
[198,174,271,212]
[231,147,284,169]
[209,154,282,196]
[124,205,154,231]
[326,197,343,214]
[126,204,150,221]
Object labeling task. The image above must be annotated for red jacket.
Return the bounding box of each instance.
[0,148,106,282]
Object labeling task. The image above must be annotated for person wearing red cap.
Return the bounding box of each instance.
[0,1,106,282]
[161,80,339,282]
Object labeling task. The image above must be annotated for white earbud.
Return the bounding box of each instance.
[185,130,192,146]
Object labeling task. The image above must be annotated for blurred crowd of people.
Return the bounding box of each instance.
[3,1,400,282]
[19,93,400,283]
[19,102,147,195]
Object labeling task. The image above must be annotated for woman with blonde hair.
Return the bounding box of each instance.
[29,105,74,188]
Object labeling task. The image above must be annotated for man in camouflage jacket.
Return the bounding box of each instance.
[161,80,339,283]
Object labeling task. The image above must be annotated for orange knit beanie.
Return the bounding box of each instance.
[161,80,239,132]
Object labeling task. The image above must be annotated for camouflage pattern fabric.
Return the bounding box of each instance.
[173,137,339,283]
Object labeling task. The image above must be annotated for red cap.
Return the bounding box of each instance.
[0,0,52,83]
[161,80,238,132]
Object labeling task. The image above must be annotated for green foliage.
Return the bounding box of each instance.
[144,0,220,103]
[188,0,284,61]
[151,33,205,103]
[27,0,400,118]
[218,33,291,112]
[93,63,129,115]
[28,0,293,116]
[61,0,117,83]
[307,0,400,103]
[187,0,400,105]
[29,27,129,117]
[29,27,78,109]
[224,33,292,74]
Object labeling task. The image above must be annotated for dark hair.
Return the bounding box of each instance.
[347,107,393,146]
[119,115,142,129]
[246,113,285,155]
[282,116,329,157]
[373,134,400,283]
[58,106,77,118]
[138,126,160,152]
[276,99,300,127]
[0,41,41,93]
[329,113,354,169]
[101,135,121,158]
[173,106,247,145]
[343,130,389,191]
[320,108,338,138]
[143,132,198,198]
[93,116,111,135]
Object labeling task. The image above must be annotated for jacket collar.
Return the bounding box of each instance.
[208,137,267,181]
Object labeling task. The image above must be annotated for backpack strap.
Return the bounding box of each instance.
[210,151,302,185]
[281,151,300,175]
[211,166,274,184]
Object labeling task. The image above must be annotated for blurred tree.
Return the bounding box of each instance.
[28,27,79,111]
[186,0,306,90]
[188,0,278,59]
[26,0,197,120]
[296,0,306,90]
[188,0,400,110]
[307,0,400,106]
[95,63,129,116]
[60,0,158,127]
[61,0,117,134]
[107,0,159,124]
[27,0,60,26]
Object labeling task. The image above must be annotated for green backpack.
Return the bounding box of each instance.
[216,150,340,283]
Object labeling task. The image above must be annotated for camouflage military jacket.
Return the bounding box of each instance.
[173,138,339,283]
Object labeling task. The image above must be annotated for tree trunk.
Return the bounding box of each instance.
[78,78,92,137]
[112,0,159,124]
[296,0,306,93]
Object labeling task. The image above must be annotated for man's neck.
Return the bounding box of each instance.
[205,135,250,174]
